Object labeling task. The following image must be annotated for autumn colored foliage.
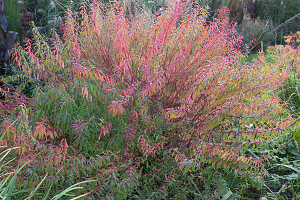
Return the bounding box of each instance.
[1,0,296,199]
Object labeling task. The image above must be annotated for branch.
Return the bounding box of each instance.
[273,13,300,32]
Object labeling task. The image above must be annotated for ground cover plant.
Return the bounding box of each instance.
[0,0,299,199]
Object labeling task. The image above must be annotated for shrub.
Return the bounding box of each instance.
[238,18,276,52]
[0,105,94,199]
[11,1,293,198]
[285,31,300,49]
[32,82,124,154]
[22,0,70,32]
[257,0,300,35]
[266,44,300,117]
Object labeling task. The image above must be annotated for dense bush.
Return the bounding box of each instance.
[238,17,276,51]
[0,0,297,199]
[258,0,300,34]
[217,0,300,51]
[4,0,21,32]
[22,0,73,32]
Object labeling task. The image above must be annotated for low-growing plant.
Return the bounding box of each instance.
[259,134,300,200]
[285,31,300,49]
[0,110,95,199]
[0,71,38,98]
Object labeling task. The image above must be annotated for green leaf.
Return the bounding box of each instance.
[274,164,300,174]
[221,190,233,200]
[50,180,96,200]
[25,173,48,200]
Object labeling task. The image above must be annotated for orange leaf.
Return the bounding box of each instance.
[108,101,125,117]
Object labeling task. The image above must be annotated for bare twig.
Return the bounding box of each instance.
[273,13,300,32]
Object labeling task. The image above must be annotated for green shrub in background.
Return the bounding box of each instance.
[258,0,300,35]
[0,71,39,98]
[210,0,299,50]
[4,0,21,32]
[23,0,167,33]
[22,0,82,34]
[23,0,62,30]
[238,18,276,51]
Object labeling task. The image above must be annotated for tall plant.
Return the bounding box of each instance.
[258,0,300,34]
[228,0,258,24]
[13,0,292,183]
[0,0,18,76]
[4,0,21,32]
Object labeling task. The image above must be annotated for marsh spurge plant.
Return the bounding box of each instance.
[0,106,94,199]
[0,147,93,199]
[14,0,292,180]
